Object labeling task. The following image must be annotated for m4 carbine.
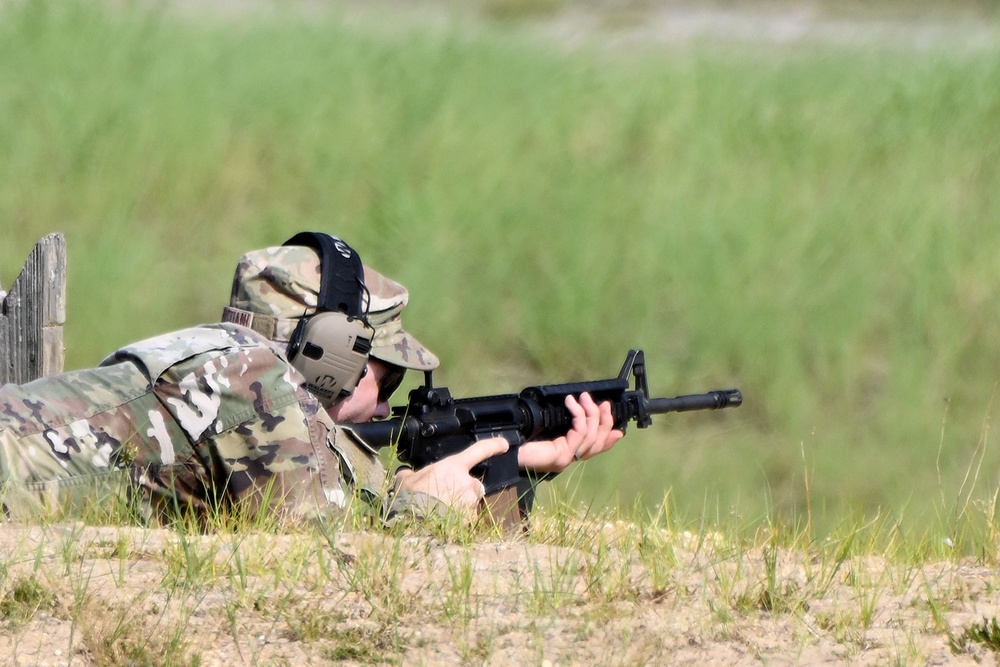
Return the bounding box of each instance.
[349,349,742,524]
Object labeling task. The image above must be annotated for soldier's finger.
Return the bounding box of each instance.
[595,401,617,442]
[564,393,586,423]
[455,436,510,471]
[589,399,623,458]
[573,393,603,456]
[562,394,589,449]
[575,403,608,460]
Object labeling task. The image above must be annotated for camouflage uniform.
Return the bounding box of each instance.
[0,244,438,522]
[0,323,386,521]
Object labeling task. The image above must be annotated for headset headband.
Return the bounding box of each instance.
[282,231,366,318]
[279,232,374,407]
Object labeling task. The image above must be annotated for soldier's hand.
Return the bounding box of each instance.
[394,436,510,509]
[516,392,624,473]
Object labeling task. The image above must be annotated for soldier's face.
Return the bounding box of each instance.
[326,359,394,423]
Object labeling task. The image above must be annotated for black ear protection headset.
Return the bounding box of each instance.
[283,232,375,407]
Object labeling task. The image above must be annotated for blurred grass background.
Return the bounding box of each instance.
[2,0,999,536]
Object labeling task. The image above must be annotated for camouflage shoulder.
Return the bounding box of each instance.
[101,323,276,381]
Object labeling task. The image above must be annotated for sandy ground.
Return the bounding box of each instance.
[2,521,1000,665]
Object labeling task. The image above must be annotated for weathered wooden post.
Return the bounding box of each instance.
[0,233,67,385]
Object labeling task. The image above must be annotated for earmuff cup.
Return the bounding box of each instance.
[288,312,374,407]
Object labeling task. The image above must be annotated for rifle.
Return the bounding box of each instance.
[349,349,742,526]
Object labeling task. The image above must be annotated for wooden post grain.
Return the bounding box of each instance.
[0,233,67,385]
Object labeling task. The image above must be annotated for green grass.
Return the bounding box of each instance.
[2,0,1000,536]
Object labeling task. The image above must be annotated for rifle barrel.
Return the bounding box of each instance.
[646,389,742,414]
[350,389,743,448]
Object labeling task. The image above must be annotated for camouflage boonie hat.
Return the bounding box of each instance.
[364,265,439,371]
[222,246,322,344]
[222,245,439,370]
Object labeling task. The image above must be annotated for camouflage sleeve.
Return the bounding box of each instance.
[133,386,355,523]
[0,362,151,519]
[332,428,453,525]
[116,324,382,523]
[384,484,453,524]
[0,323,400,523]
